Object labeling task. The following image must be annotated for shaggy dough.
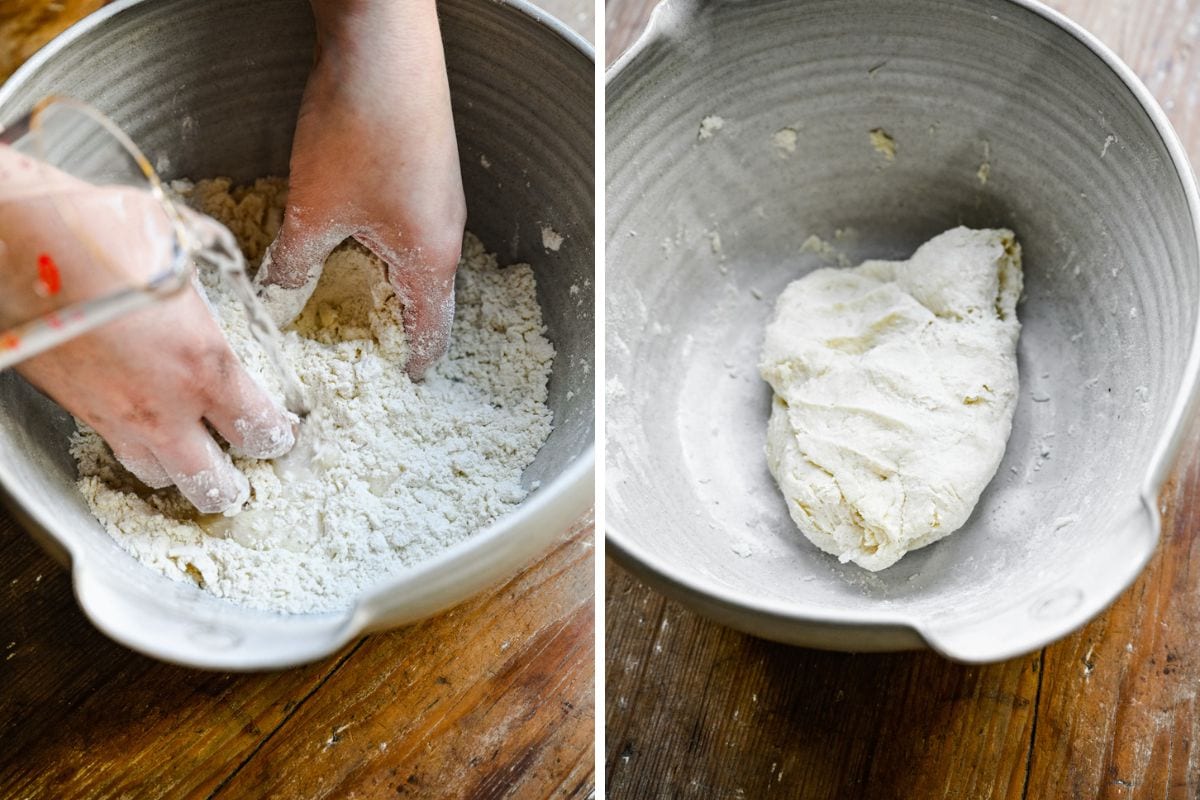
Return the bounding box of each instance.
[760,227,1023,571]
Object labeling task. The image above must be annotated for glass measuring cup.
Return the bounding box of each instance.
[0,97,310,417]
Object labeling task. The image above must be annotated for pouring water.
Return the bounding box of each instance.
[185,209,313,420]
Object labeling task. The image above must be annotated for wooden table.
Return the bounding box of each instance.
[1,513,594,799]
[604,1,1200,797]
[0,3,596,798]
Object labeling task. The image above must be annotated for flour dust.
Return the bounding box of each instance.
[70,178,555,614]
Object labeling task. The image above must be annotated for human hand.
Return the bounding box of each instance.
[0,150,295,514]
[256,0,467,380]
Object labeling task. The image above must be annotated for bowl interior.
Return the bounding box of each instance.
[0,0,593,665]
[606,0,1197,643]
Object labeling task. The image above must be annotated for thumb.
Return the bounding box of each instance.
[254,207,345,326]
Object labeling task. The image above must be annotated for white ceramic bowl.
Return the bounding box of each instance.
[606,0,1200,662]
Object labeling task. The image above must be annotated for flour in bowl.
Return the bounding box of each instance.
[70,178,555,614]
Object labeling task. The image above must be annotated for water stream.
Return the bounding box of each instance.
[191,218,313,419]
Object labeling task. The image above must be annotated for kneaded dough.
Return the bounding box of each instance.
[759,227,1023,571]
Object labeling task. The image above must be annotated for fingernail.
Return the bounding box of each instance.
[234,409,297,460]
[177,460,250,515]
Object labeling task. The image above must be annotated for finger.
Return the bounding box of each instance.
[390,268,456,380]
[114,444,173,490]
[359,229,461,380]
[254,208,345,327]
[152,424,250,514]
[258,209,341,288]
[204,365,296,460]
[92,426,172,489]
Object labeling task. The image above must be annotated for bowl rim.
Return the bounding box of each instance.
[0,0,597,668]
[604,0,1200,657]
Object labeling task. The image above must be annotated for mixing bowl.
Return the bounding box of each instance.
[0,0,594,669]
[606,0,1200,663]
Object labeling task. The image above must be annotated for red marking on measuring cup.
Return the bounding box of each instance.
[37,253,61,296]
[46,313,63,330]
[0,333,18,350]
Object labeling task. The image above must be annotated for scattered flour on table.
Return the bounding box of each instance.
[69,177,555,614]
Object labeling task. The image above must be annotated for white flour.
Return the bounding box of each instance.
[70,178,555,614]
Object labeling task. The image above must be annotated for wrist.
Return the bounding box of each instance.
[307,0,449,106]
[310,0,440,46]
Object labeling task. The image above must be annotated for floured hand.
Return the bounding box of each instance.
[0,151,295,514]
[255,0,467,380]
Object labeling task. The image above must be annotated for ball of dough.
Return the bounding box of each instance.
[759,227,1023,571]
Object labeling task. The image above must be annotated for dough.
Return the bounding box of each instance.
[760,227,1023,570]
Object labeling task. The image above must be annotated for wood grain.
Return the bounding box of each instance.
[0,510,594,799]
[0,0,108,82]
[604,0,1200,797]
[213,528,594,800]
[606,561,1039,798]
